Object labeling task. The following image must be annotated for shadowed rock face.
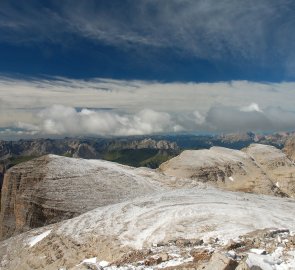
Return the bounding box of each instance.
[0,155,163,240]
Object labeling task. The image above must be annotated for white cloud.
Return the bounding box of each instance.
[240,103,263,113]
[36,105,182,136]
[7,103,295,138]
[1,76,295,138]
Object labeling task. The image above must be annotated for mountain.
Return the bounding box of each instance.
[1,143,295,269]
[0,155,167,240]
[1,188,295,269]
[2,143,295,241]
[0,137,180,170]
[1,131,294,172]
[159,144,295,197]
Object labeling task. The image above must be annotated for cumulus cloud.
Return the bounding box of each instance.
[240,103,263,113]
[36,105,183,136]
[6,103,295,138]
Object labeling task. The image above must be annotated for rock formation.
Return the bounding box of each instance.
[283,135,295,161]
[2,143,295,242]
[0,155,164,240]
[1,143,295,269]
[1,187,295,269]
[159,144,295,197]
[243,144,295,197]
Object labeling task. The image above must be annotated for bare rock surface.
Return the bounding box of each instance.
[1,187,295,269]
[0,154,166,240]
[243,144,295,197]
[159,144,295,197]
[283,135,295,161]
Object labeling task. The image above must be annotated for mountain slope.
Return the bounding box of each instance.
[1,187,295,269]
[0,155,165,240]
[243,144,295,197]
[159,144,295,197]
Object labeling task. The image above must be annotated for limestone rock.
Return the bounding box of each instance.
[159,144,295,197]
[1,188,295,269]
[236,260,251,270]
[283,135,295,161]
[201,252,238,270]
[243,144,295,197]
[72,143,98,159]
[0,154,163,239]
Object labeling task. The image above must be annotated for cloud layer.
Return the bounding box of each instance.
[37,105,182,136]
[1,76,295,139]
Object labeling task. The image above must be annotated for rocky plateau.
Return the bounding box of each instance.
[0,143,295,269]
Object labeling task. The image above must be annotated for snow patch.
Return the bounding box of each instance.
[28,230,51,247]
[99,260,110,267]
[81,257,97,264]
[250,248,266,255]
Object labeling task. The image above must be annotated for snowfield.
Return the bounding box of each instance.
[57,187,295,249]
[2,186,295,269]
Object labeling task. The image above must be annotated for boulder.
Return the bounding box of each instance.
[201,252,238,270]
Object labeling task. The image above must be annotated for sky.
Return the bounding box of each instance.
[0,0,295,139]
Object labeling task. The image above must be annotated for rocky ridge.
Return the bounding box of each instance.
[0,155,166,240]
[159,144,295,197]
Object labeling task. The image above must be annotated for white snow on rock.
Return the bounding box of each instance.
[246,248,295,270]
[229,176,234,182]
[81,257,97,264]
[56,187,295,250]
[28,230,51,247]
[249,248,266,255]
[99,260,110,267]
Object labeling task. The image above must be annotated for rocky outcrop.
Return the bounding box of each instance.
[159,144,295,197]
[1,188,295,269]
[0,155,163,240]
[0,163,5,210]
[243,144,295,197]
[283,135,295,161]
[72,143,99,159]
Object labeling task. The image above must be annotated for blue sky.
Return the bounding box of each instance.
[1,0,295,82]
[0,0,295,138]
